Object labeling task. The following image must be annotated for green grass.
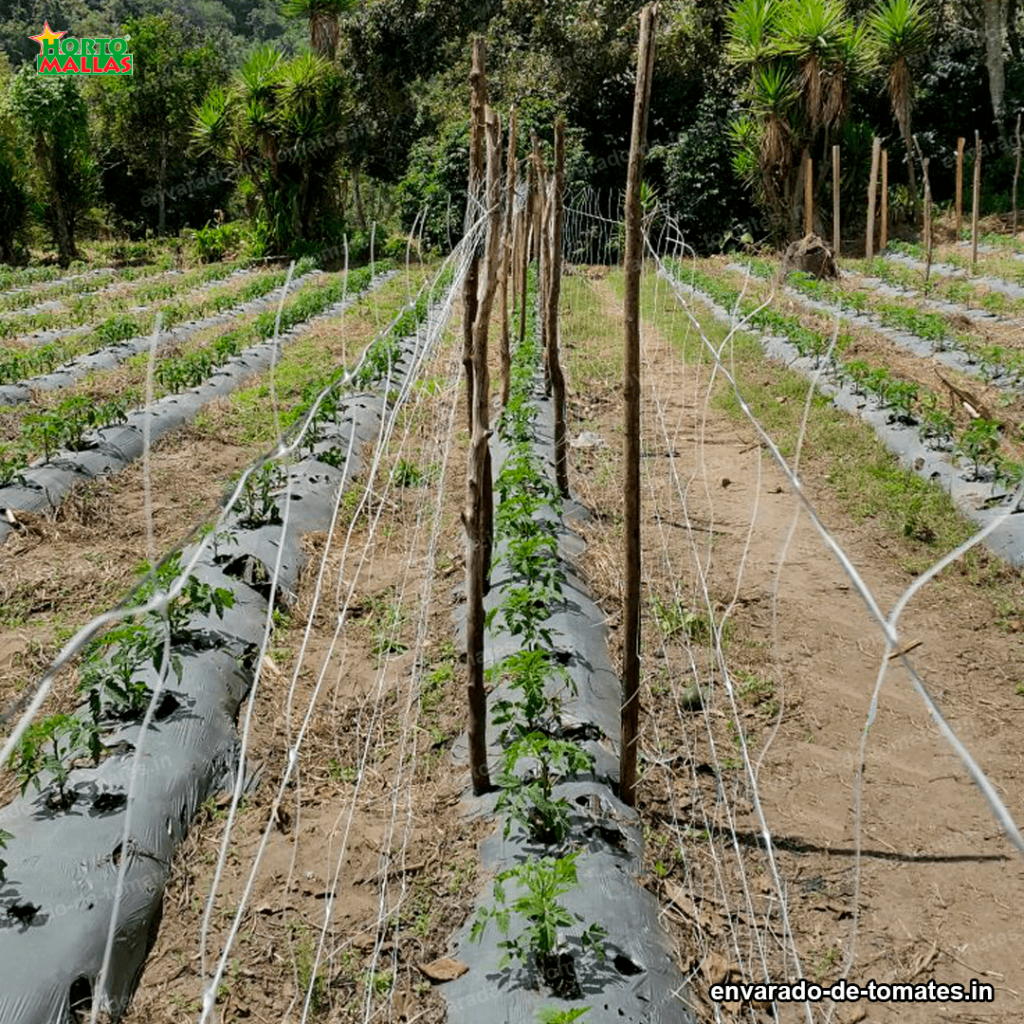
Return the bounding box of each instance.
[192,268,428,445]
[635,265,988,570]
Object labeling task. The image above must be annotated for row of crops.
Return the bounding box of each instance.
[0,258,401,493]
[0,245,463,1023]
[667,251,1024,516]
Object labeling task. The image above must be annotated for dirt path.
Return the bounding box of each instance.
[563,269,1024,1024]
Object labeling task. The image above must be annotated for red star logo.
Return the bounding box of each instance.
[29,21,66,54]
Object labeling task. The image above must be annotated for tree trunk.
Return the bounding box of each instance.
[352,166,366,230]
[1009,0,1021,60]
[900,121,919,222]
[983,0,1007,137]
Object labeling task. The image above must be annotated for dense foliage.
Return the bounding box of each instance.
[0,0,1022,259]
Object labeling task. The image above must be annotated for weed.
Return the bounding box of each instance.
[391,458,423,487]
[368,594,408,660]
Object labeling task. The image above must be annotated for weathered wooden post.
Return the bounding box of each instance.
[865,137,881,260]
[832,144,840,255]
[971,130,981,270]
[1014,114,1022,238]
[463,39,497,796]
[621,2,658,810]
[803,150,813,236]
[913,137,932,281]
[461,40,484,434]
[499,107,518,406]
[880,149,888,252]
[955,137,965,236]
[548,116,568,496]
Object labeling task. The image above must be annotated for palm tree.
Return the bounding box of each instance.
[281,0,357,60]
[867,0,932,220]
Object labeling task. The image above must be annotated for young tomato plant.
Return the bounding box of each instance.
[955,419,1002,479]
[538,1009,589,1024]
[489,648,576,743]
[917,394,955,449]
[471,851,606,998]
[495,733,594,844]
[79,619,180,722]
[134,552,236,646]
[882,379,919,424]
[9,714,99,809]
[238,462,286,528]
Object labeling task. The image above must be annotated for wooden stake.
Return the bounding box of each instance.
[518,150,536,349]
[463,39,492,796]
[621,2,658,810]
[972,130,981,270]
[461,40,485,434]
[955,137,965,236]
[880,149,888,252]
[803,150,813,236]
[832,144,840,255]
[922,155,932,281]
[548,117,568,496]
[533,134,549,385]
[499,106,518,406]
[865,136,880,260]
[913,136,932,281]
[1014,113,1022,238]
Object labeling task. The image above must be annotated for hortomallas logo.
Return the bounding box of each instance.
[30,21,133,75]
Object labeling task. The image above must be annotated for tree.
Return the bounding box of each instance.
[281,0,356,59]
[8,68,95,265]
[91,14,229,236]
[0,54,29,263]
[726,0,866,241]
[867,0,932,217]
[193,45,350,251]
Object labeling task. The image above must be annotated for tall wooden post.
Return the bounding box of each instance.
[832,144,840,255]
[922,155,932,281]
[548,117,568,496]
[518,150,536,348]
[463,40,494,796]
[880,149,888,251]
[461,41,485,434]
[803,151,813,236]
[913,137,932,282]
[972,131,982,270]
[621,3,657,810]
[533,134,549,383]
[865,137,881,260]
[499,107,518,406]
[1014,114,1022,238]
[955,137,965,236]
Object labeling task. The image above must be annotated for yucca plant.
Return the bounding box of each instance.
[281,0,356,60]
[866,0,932,217]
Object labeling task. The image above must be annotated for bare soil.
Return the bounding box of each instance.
[561,269,1024,1024]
